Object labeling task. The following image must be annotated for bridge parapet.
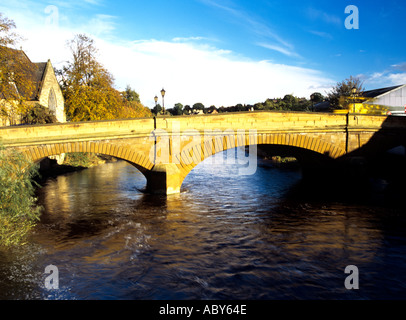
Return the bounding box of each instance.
[0,117,155,147]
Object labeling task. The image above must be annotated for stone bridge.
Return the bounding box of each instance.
[1,111,406,194]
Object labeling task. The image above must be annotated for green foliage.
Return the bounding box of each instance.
[173,103,183,115]
[327,76,364,109]
[183,105,191,114]
[63,152,102,167]
[166,103,184,116]
[193,102,205,111]
[122,85,140,103]
[310,92,324,104]
[21,103,57,124]
[152,103,162,115]
[252,96,311,112]
[0,144,41,247]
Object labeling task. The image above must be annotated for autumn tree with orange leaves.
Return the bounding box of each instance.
[59,34,151,121]
[0,13,37,124]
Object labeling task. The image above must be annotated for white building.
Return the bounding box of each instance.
[361,84,406,114]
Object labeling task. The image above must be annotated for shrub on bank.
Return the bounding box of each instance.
[0,145,42,247]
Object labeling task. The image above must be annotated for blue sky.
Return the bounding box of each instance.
[1,0,405,108]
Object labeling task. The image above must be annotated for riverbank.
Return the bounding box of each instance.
[34,154,117,184]
[256,145,300,169]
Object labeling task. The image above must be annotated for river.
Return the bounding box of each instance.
[1,151,406,300]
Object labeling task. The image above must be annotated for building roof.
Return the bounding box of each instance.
[0,46,49,101]
[361,85,404,99]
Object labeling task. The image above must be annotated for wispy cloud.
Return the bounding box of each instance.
[199,0,298,58]
[172,36,213,43]
[392,62,406,72]
[86,14,117,36]
[308,30,333,40]
[83,0,103,5]
[258,43,301,58]
[306,7,342,26]
[359,63,406,88]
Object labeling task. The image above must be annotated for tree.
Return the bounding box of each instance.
[183,105,191,115]
[60,35,152,121]
[120,85,151,118]
[193,103,205,111]
[153,104,162,115]
[208,105,217,113]
[122,85,140,103]
[0,144,41,247]
[60,34,127,121]
[0,13,36,121]
[21,103,57,124]
[173,103,183,116]
[327,76,364,109]
[310,92,324,104]
[118,99,152,118]
[283,94,298,106]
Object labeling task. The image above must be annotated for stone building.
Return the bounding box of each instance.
[0,47,65,126]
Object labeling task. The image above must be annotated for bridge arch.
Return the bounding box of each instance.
[173,132,347,183]
[20,141,154,176]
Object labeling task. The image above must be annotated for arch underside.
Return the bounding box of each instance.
[175,133,347,181]
[21,141,154,176]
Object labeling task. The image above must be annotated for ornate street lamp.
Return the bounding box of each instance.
[161,88,166,115]
[154,95,158,106]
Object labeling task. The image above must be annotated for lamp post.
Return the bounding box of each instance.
[161,88,166,115]
[310,93,315,112]
[351,87,357,114]
[154,95,158,106]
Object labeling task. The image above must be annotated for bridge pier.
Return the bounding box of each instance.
[145,163,182,195]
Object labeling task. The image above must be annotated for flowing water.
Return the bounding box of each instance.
[1,152,406,300]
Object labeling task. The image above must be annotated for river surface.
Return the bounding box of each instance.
[1,152,406,300]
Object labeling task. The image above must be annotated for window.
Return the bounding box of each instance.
[48,88,57,112]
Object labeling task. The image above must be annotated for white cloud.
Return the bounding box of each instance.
[392,62,406,72]
[3,3,334,109]
[96,39,333,107]
[361,67,406,89]
[258,43,301,58]
[86,14,117,36]
[387,73,406,85]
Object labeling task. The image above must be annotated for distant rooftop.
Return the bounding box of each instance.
[361,85,404,99]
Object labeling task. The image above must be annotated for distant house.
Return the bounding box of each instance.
[208,109,218,114]
[192,109,204,115]
[314,84,406,115]
[0,47,65,126]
